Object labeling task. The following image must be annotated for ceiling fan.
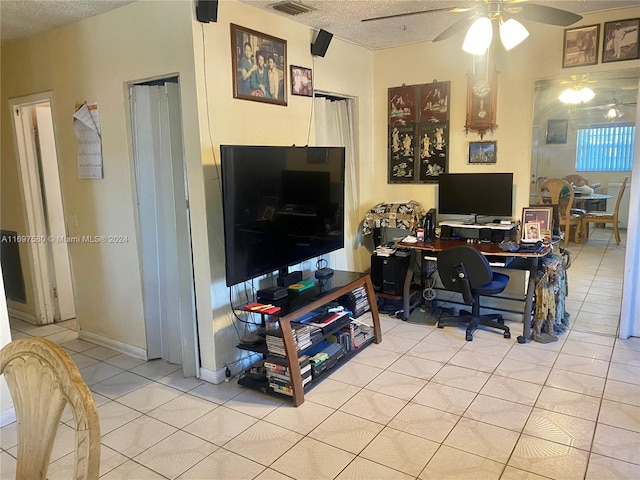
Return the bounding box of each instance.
[362,0,583,53]
[583,97,638,120]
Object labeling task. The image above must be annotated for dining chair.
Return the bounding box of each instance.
[537,177,583,247]
[581,176,628,245]
[563,174,589,186]
[0,337,100,480]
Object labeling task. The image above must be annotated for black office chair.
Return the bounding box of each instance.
[437,246,511,341]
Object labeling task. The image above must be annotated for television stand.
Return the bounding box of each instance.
[236,271,381,406]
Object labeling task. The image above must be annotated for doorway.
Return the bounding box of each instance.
[129,77,198,376]
[9,93,76,325]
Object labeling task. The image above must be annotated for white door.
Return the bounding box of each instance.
[9,94,75,324]
[130,80,197,375]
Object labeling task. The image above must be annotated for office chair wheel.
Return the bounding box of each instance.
[503,331,511,339]
[437,321,445,329]
[517,336,526,344]
[465,332,473,341]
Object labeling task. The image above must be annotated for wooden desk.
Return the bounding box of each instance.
[398,239,552,343]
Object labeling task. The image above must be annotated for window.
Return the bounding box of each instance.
[576,124,635,172]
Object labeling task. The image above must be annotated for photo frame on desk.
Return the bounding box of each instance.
[522,206,553,244]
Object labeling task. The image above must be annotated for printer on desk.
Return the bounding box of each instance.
[440,221,517,243]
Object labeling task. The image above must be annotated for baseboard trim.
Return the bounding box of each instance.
[7,307,37,324]
[1,407,16,427]
[78,331,147,360]
[199,353,262,384]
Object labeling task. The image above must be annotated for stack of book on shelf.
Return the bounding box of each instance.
[349,320,374,349]
[339,286,370,318]
[264,355,311,396]
[265,323,314,356]
[295,308,351,335]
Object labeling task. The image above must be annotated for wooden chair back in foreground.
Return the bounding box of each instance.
[563,174,589,186]
[537,178,583,247]
[0,337,100,480]
[581,177,628,245]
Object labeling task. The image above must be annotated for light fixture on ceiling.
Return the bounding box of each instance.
[604,107,624,120]
[462,15,529,55]
[559,79,595,104]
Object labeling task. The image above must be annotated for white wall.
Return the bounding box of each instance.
[0,270,14,425]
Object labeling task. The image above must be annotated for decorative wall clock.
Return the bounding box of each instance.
[465,68,499,139]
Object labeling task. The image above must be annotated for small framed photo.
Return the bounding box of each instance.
[602,19,640,63]
[546,119,568,144]
[231,24,287,105]
[468,141,496,164]
[562,24,600,68]
[290,65,313,96]
[522,206,554,244]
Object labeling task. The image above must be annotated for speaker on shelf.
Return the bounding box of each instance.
[423,208,436,242]
[311,29,333,57]
[196,0,218,23]
[440,225,452,240]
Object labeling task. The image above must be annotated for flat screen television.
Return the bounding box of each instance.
[220,145,345,287]
[438,173,513,222]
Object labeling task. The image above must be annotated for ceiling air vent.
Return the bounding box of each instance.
[271,1,316,16]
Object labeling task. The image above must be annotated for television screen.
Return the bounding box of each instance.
[221,145,345,287]
[438,173,513,220]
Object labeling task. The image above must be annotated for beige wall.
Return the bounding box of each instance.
[193,0,374,369]
[1,1,637,376]
[372,6,639,221]
[1,0,374,374]
[1,1,207,354]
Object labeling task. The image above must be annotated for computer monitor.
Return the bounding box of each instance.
[438,173,513,223]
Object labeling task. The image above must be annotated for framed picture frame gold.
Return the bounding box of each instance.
[562,24,599,68]
[231,24,287,105]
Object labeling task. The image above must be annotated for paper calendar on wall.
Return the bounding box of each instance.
[73,102,103,179]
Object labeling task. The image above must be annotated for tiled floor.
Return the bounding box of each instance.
[2,227,639,479]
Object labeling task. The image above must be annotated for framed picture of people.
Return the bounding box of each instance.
[290,66,313,96]
[562,24,599,68]
[602,18,640,63]
[231,24,287,105]
[522,206,553,244]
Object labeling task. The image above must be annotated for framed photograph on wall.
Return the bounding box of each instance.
[562,24,599,68]
[468,141,496,164]
[231,24,287,105]
[290,66,313,96]
[546,119,568,144]
[522,206,553,244]
[602,18,640,63]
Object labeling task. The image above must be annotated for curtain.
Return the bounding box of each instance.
[314,96,358,271]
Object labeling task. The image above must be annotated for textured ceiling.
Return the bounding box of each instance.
[1,0,638,47]
[0,0,134,43]
[239,0,640,49]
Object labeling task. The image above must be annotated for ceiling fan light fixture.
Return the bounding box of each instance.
[604,107,624,120]
[462,17,493,55]
[559,86,595,104]
[499,18,529,50]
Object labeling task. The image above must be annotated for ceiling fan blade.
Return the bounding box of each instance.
[362,6,473,23]
[433,14,477,42]
[516,3,582,27]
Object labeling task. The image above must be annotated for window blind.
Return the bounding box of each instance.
[576,125,635,172]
